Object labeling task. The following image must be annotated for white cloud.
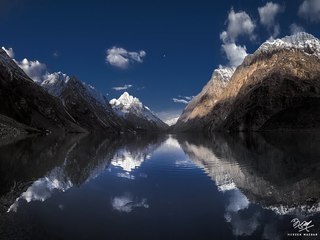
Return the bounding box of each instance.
[15,58,47,83]
[221,43,248,67]
[221,9,256,43]
[112,84,133,91]
[298,0,320,22]
[1,46,15,58]
[116,172,135,180]
[53,50,59,57]
[258,2,284,38]
[224,189,259,237]
[173,98,188,104]
[172,96,193,104]
[290,23,305,34]
[106,47,146,69]
[220,9,255,67]
[1,46,48,83]
[178,95,193,101]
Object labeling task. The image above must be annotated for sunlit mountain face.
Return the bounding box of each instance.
[1,132,320,239]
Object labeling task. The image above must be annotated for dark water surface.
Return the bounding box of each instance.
[0,132,320,239]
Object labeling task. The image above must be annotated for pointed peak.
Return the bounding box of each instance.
[213,66,236,82]
[115,92,140,106]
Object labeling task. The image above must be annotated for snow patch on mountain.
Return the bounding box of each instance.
[41,72,69,97]
[256,32,320,58]
[214,66,236,84]
[40,71,109,108]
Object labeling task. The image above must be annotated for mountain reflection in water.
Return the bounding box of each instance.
[0,132,320,239]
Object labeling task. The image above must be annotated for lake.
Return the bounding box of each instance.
[0,132,320,239]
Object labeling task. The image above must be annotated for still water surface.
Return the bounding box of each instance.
[0,132,320,239]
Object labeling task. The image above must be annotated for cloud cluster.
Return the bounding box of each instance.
[112,84,133,91]
[2,46,48,83]
[298,0,320,22]
[220,9,256,43]
[15,58,47,83]
[1,46,15,58]
[220,9,255,67]
[258,2,284,38]
[106,47,146,69]
[221,43,248,68]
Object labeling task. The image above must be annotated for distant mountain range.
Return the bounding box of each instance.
[1,32,320,138]
[173,32,320,132]
[0,49,167,137]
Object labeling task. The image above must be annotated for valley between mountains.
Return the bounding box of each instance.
[1,32,320,139]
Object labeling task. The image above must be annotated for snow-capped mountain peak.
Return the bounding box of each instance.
[40,72,109,107]
[110,92,167,129]
[41,72,69,97]
[110,91,142,108]
[256,32,320,58]
[213,66,236,83]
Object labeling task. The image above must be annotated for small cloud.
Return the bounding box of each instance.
[178,95,193,101]
[172,98,189,104]
[116,172,135,180]
[106,47,146,69]
[111,195,149,213]
[136,86,145,91]
[53,51,59,58]
[258,2,285,38]
[298,0,320,23]
[172,96,193,104]
[112,84,133,91]
[289,23,305,34]
[1,46,15,58]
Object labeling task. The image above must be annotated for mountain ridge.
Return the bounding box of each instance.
[173,32,320,132]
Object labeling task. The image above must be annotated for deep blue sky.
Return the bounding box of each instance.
[1,0,319,120]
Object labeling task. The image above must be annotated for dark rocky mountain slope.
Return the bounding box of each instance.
[0,49,85,133]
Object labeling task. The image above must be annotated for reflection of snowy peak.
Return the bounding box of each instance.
[179,137,320,217]
[181,142,238,192]
[8,167,73,212]
[110,92,167,130]
[111,148,151,172]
